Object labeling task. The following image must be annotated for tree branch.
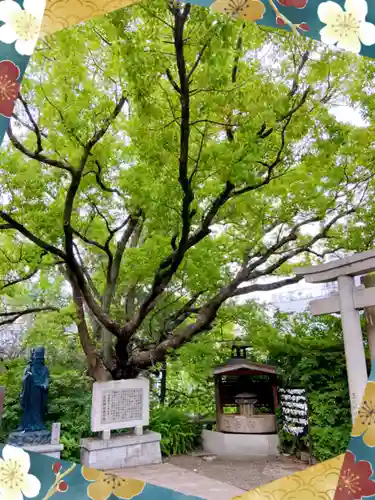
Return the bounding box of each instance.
[92,160,123,197]
[18,93,43,154]
[71,227,110,257]
[165,68,181,93]
[0,306,59,327]
[188,39,210,81]
[7,124,72,172]
[289,51,309,97]
[0,211,67,260]
[230,275,303,297]
[1,268,40,289]
[102,213,141,312]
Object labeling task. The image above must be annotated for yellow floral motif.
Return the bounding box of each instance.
[230,455,343,500]
[42,0,138,35]
[81,467,144,500]
[211,0,265,21]
[352,381,375,446]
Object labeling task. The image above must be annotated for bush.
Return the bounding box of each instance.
[46,368,92,461]
[308,389,352,461]
[0,359,24,441]
[149,406,202,456]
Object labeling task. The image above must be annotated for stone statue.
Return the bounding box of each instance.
[8,346,51,445]
[19,346,49,431]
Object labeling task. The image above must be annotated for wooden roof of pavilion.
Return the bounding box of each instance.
[213,358,277,376]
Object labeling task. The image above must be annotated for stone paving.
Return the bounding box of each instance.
[112,456,307,499]
[167,455,308,492]
[112,462,246,500]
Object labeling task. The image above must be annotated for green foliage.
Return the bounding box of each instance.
[0,359,24,439]
[23,307,84,364]
[46,368,93,461]
[248,313,354,461]
[165,320,234,416]
[0,1,373,458]
[149,407,202,456]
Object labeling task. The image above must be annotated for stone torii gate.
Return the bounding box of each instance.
[295,249,375,422]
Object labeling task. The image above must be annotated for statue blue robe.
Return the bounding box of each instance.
[19,347,49,432]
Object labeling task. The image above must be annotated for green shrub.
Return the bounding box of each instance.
[308,389,351,461]
[0,359,24,441]
[149,407,202,456]
[46,369,92,461]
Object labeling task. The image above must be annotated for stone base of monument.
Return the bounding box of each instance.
[80,430,162,469]
[202,429,279,458]
[22,443,64,459]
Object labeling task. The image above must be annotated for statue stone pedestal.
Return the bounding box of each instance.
[8,430,51,446]
[22,443,64,459]
[8,424,63,458]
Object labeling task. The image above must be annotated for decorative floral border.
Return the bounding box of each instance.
[2,2,375,497]
[0,444,204,500]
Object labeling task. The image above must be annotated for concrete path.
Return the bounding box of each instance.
[111,463,246,500]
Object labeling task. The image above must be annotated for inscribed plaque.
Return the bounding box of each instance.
[91,378,149,432]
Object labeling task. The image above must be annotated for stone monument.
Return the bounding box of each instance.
[80,377,162,469]
[7,347,63,458]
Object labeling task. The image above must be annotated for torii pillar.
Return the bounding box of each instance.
[295,250,375,421]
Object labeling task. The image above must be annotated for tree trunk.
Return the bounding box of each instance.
[112,336,137,379]
[69,273,111,381]
[159,361,167,405]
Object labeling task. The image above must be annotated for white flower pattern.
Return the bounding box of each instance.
[0,445,41,500]
[0,0,46,56]
[318,0,375,54]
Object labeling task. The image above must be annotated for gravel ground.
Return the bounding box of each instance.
[165,454,308,492]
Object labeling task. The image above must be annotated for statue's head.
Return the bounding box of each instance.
[33,346,45,363]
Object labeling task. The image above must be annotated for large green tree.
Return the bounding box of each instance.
[1,1,375,379]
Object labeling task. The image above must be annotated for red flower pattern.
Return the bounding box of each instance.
[0,60,20,118]
[53,461,62,474]
[298,22,310,31]
[334,451,375,500]
[57,480,68,492]
[277,0,308,8]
